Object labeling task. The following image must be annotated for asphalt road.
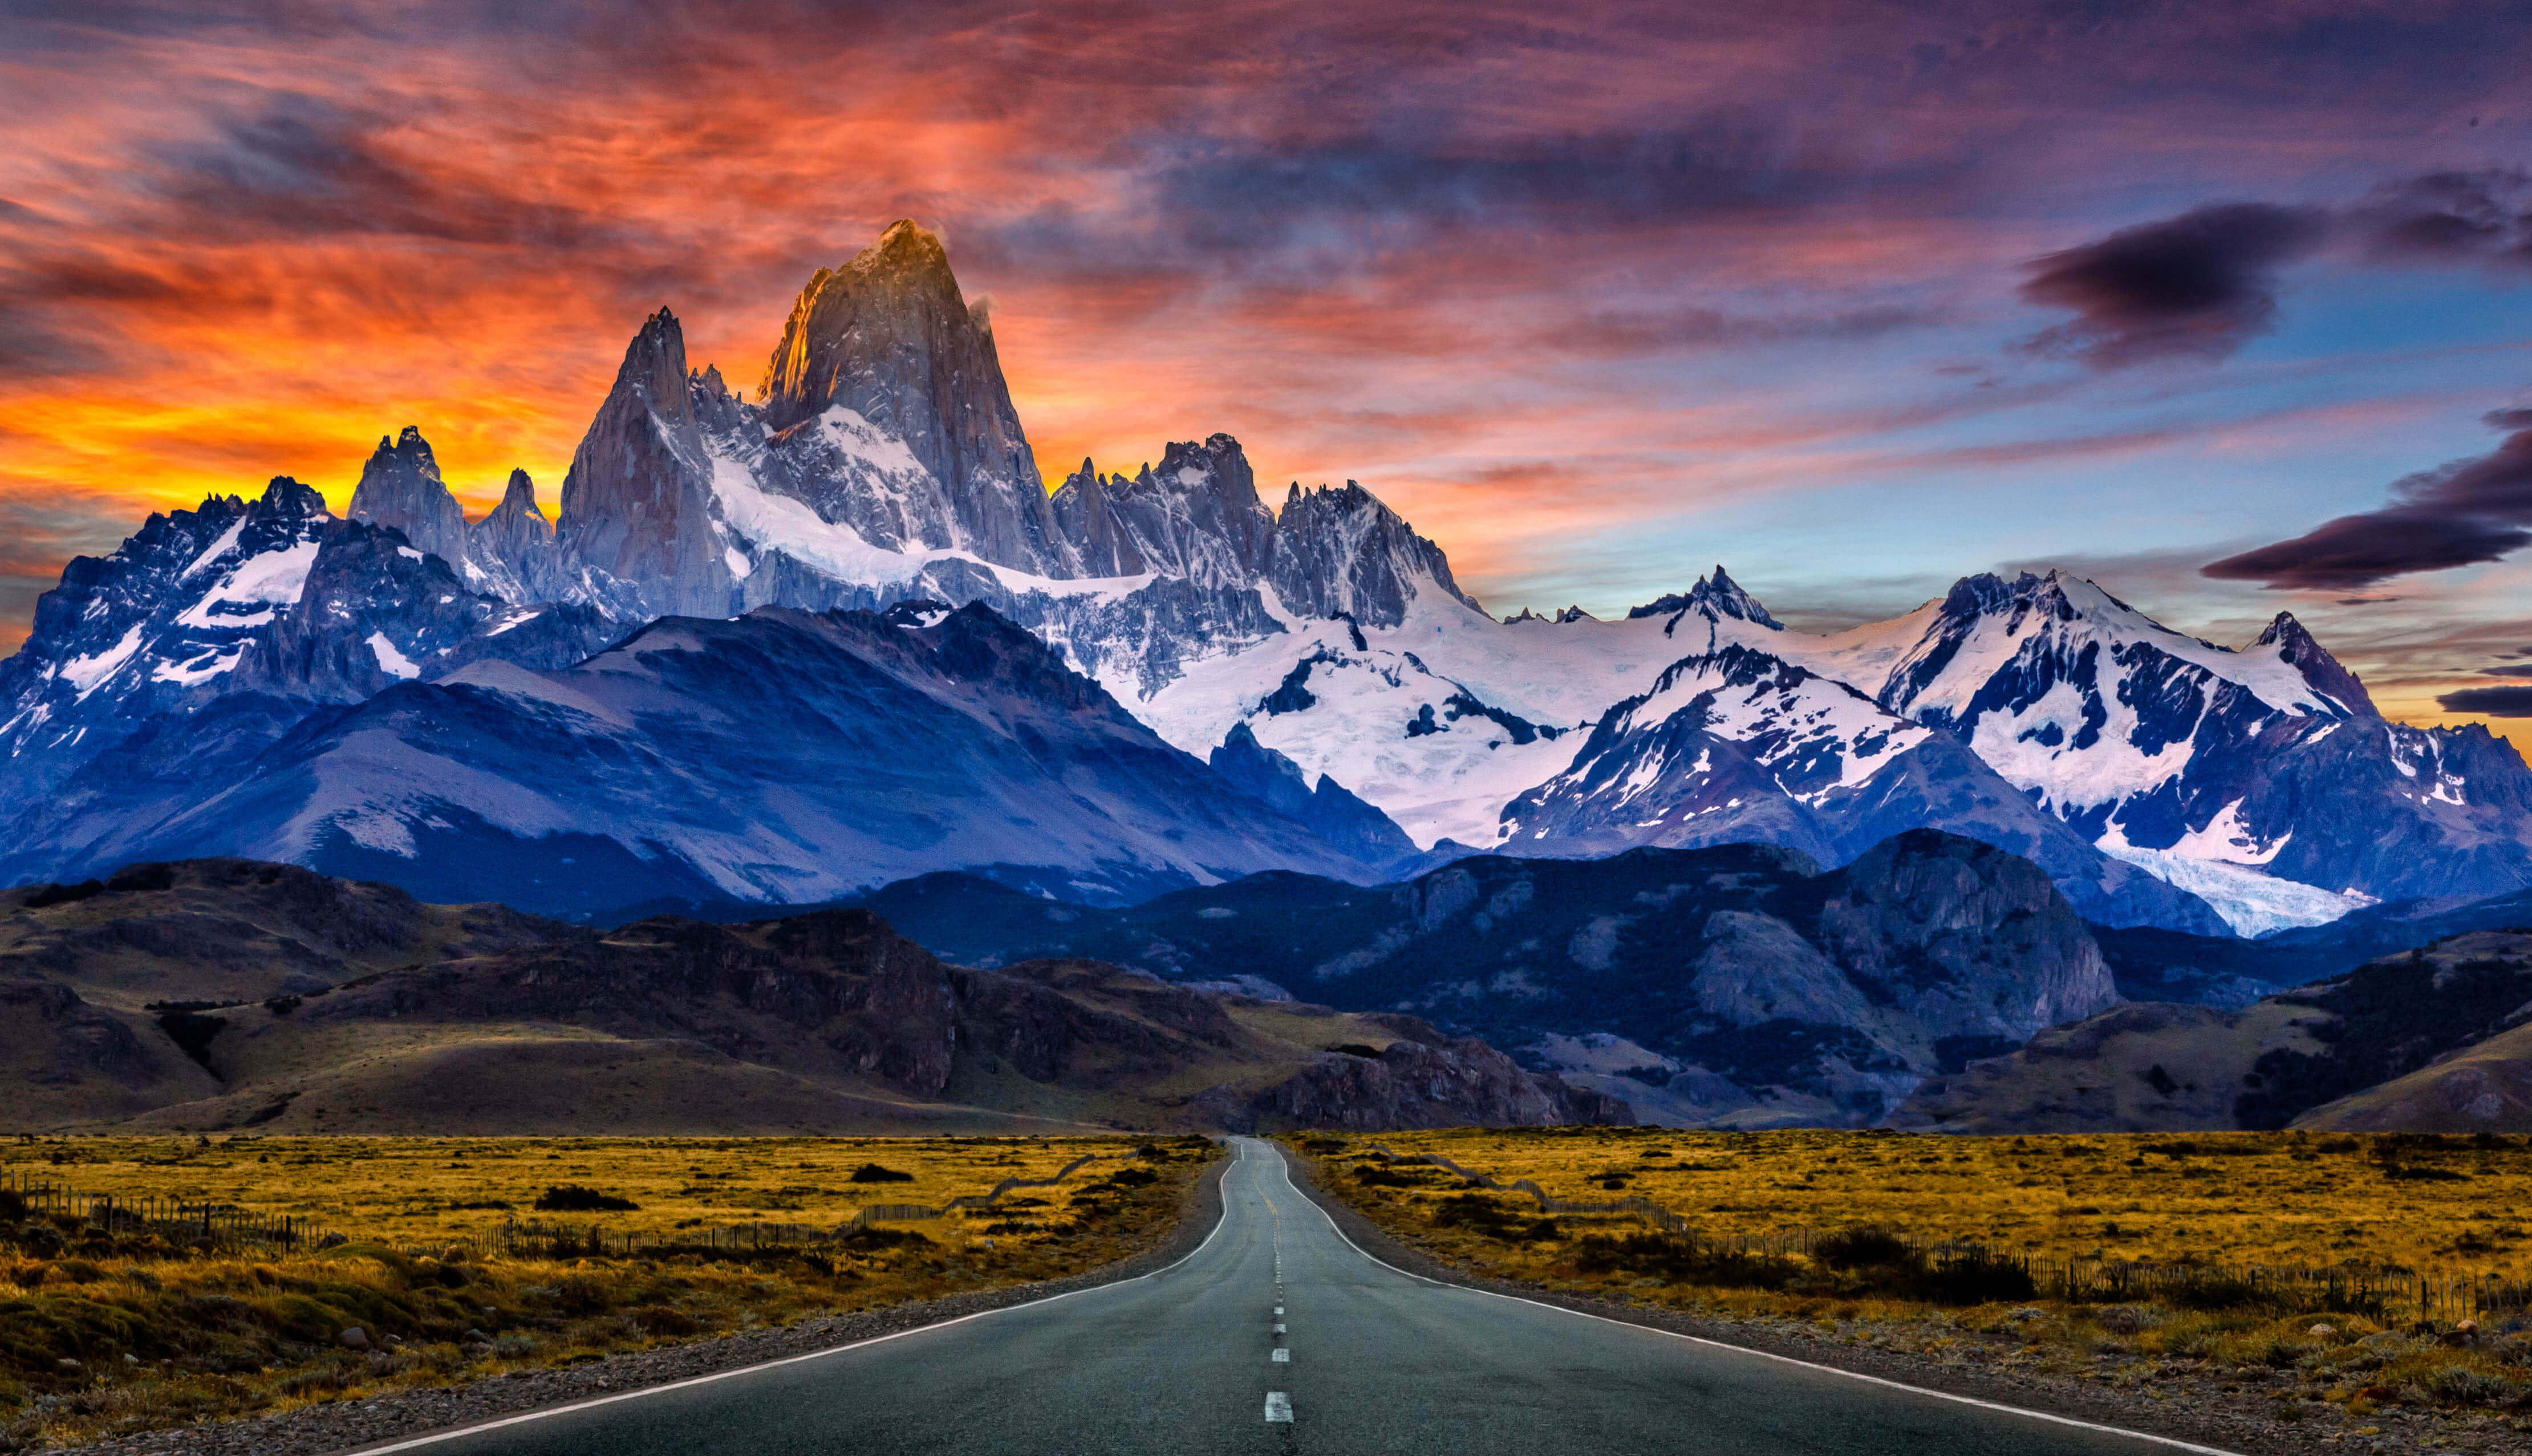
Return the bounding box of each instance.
[368,1138,2232,1455]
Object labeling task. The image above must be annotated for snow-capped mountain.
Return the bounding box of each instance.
[0,602,1391,914]
[6,216,2530,939]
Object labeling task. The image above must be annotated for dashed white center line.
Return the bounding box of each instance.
[1272,1323,1285,1333]
[1272,1348,1290,1363]
[1264,1391,1293,1422]
[1273,1306,1283,1316]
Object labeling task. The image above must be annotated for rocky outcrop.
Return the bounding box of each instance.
[1230,1027,1634,1132]
[844,830,2116,1127]
[1896,926,2532,1134]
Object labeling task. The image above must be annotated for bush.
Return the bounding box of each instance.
[532,1186,638,1213]
[1571,1233,1800,1292]
[847,1164,915,1184]
[1914,1251,2037,1307]
[630,1304,700,1337]
[2424,1365,2525,1406]
[1815,1227,1914,1271]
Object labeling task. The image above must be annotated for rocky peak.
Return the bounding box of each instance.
[755,221,1074,577]
[469,469,554,602]
[1267,481,1482,627]
[2254,611,2379,717]
[255,476,330,521]
[555,307,733,619]
[1627,566,1783,632]
[479,469,549,543]
[1054,434,1277,586]
[1049,459,1143,577]
[346,427,467,565]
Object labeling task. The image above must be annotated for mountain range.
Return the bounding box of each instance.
[7,217,2531,949]
[0,860,1626,1135]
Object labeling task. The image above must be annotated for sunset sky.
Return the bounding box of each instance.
[5,2,2532,738]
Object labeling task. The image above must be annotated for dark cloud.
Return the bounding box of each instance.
[2204,417,2532,589]
[2482,664,2532,679]
[2489,407,2532,430]
[2352,169,2532,268]
[1541,303,1929,355]
[2016,204,2329,369]
[148,92,608,249]
[2437,685,2532,717]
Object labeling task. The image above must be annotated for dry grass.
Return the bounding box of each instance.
[0,1133,1212,1448]
[1293,1126,2532,1427]
[1327,1126,2532,1272]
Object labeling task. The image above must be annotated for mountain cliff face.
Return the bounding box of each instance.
[556,307,738,619]
[845,829,2116,1127]
[758,220,1074,575]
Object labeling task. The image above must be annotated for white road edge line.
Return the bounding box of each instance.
[338,1142,1253,1455]
[1260,1141,2246,1456]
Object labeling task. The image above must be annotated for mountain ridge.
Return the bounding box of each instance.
[5,217,2527,943]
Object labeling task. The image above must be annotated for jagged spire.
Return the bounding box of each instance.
[347,425,466,563]
[1624,566,1782,629]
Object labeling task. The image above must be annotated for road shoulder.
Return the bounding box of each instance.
[1272,1142,2518,1456]
[58,1145,1235,1456]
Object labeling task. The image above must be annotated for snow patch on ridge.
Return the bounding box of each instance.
[175,540,322,630]
[60,625,145,699]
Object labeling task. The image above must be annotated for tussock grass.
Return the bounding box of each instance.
[1295,1126,2532,1424]
[0,1134,1210,1447]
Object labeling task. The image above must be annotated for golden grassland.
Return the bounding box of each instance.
[1293,1126,2532,1427]
[3,1135,1159,1252]
[0,1133,1213,1449]
[1334,1125,2532,1272]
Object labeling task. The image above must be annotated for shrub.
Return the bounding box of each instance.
[533,1186,638,1213]
[630,1304,700,1337]
[2424,1365,2525,1406]
[847,1164,915,1184]
[1815,1227,1913,1271]
[1915,1251,2038,1307]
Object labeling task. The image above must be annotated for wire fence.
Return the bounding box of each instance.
[4,1152,1123,1263]
[4,1167,337,1254]
[1350,1144,2527,1324]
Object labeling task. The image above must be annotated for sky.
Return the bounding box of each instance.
[4,1,2532,739]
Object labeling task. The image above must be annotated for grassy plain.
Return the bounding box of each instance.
[1329,1125,2532,1272]
[0,1133,1212,1448]
[1298,1126,2532,1429]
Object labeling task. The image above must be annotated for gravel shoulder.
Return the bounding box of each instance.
[1275,1145,2532,1456]
[54,1147,1232,1456]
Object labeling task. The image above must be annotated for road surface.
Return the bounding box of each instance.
[366,1138,2232,1455]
